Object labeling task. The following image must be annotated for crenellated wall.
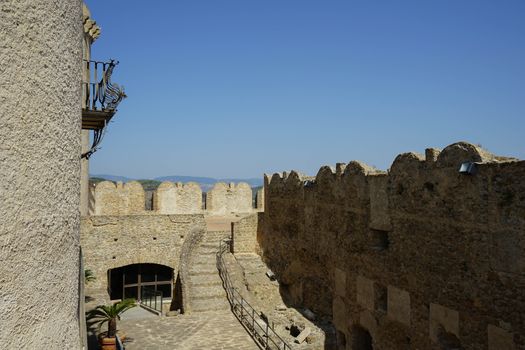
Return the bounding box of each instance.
[154,181,202,214]
[258,142,524,350]
[93,181,145,215]
[92,180,254,216]
[206,182,253,215]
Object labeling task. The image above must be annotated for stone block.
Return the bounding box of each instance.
[359,310,378,337]
[334,268,346,297]
[368,175,391,231]
[94,181,145,215]
[356,275,375,310]
[490,231,525,275]
[231,213,259,254]
[429,303,459,342]
[154,182,202,214]
[425,148,440,163]
[332,296,347,328]
[206,182,253,215]
[488,324,515,350]
[387,285,410,326]
[294,327,312,344]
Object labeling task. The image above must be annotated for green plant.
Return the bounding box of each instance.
[84,269,96,284]
[86,299,136,337]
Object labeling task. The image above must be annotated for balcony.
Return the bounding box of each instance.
[82,59,126,130]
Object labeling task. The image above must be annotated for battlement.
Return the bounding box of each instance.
[206,182,253,215]
[258,141,525,349]
[154,181,202,214]
[90,180,259,216]
[92,180,145,215]
[263,142,523,232]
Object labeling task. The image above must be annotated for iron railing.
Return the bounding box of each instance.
[140,291,163,314]
[216,239,291,350]
[82,59,126,114]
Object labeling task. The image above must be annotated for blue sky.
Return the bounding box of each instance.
[85,0,525,179]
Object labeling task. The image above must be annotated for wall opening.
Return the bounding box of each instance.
[144,190,155,211]
[374,283,387,312]
[351,325,373,350]
[437,326,463,350]
[370,230,389,251]
[108,263,173,301]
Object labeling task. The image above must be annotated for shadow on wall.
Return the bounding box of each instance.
[256,142,523,349]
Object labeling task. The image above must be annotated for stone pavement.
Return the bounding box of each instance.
[205,214,244,231]
[120,310,259,350]
[120,305,158,321]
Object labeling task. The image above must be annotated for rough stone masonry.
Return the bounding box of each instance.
[256,142,524,350]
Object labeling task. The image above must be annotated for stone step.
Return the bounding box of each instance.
[191,285,227,299]
[189,265,219,275]
[197,247,218,255]
[191,256,217,266]
[191,297,231,312]
[191,274,224,286]
[191,260,217,269]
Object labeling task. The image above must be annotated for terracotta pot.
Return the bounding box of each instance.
[99,337,116,350]
[98,331,126,350]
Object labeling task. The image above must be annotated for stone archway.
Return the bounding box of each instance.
[107,263,174,302]
[351,325,373,350]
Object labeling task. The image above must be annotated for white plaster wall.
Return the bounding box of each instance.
[0,0,83,348]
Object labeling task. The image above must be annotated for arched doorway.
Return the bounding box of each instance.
[108,263,173,301]
[351,325,373,350]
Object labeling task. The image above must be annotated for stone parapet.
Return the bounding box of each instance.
[259,142,524,349]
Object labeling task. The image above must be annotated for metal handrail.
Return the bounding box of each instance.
[140,290,163,313]
[216,239,291,350]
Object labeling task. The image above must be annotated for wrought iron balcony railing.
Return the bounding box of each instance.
[82,59,126,130]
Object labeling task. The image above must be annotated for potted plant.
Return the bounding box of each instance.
[86,299,136,350]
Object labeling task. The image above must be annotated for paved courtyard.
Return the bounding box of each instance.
[119,310,259,350]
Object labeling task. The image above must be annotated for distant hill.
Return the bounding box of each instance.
[91,174,135,183]
[90,174,263,192]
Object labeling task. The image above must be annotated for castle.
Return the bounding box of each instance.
[80,141,525,349]
[1,1,523,349]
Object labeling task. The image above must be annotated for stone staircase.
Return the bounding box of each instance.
[188,231,231,313]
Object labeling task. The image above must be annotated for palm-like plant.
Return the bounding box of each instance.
[86,299,136,337]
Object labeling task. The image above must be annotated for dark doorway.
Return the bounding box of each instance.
[352,325,373,350]
[108,263,173,301]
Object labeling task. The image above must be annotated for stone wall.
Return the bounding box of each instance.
[256,187,265,211]
[81,214,206,293]
[231,213,263,254]
[154,181,202,214]
[93,181,145,215]
[0,0,83,347]
[91,180,254,216]
[259,142,524,350]
[206,182,253,215]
